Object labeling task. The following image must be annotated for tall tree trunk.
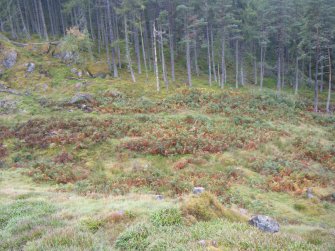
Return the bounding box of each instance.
[7,2,17,39]
[139,18,149,81]
[260,46,264,90]
[240,56,245,86]
[308,59,312,88]
[159,26,168,89]
[221,34,226,88]
[235,40,239,88]
[124,15,136,83]
[186,37,192,87]
[17,0,30,38]
[277,53,281,95]
[58,0,65,35]
[106,0,118,78]
[326,48,332,113]
[113,14,122,69]
[295,56,299,95]
[194,37,200,77]
[33,0,41,37]
[206,24,212,86]
[103,14,111,75]
[320,60,324,92]
[211,25,217,82]
[153,23,160,92]
[37,0,48,41]
[254,57,258,85]
[314,28,320,112]
[134,24,142,74]
[168,1,175,82]
[88,3,95,40]
[46,0,55,36]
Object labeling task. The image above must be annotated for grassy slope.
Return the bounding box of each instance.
[0,41,335,250]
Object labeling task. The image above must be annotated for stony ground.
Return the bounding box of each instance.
[0,39,335,250]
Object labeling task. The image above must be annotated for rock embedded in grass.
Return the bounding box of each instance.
[193,187,205,195]
[3,50,17,69]
[155,195,164,201]
[249,215,280,233]
[69,93,95,105]
[26,62,35,73]
[306,188,314,199]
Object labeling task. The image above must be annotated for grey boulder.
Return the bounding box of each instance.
[3,51,17,69]
[69,93,94,105]
[249,215,280,233]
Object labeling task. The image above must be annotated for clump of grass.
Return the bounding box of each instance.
[0,200,59,250]
[294,203,307,212]
[80,217,104,233]
[115,223,150,250]
[303,229,335,249]
[25,227,95,251]
[181,192,247,223]
[150,208,182,227]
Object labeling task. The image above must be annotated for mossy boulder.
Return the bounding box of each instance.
[86,62,109,78]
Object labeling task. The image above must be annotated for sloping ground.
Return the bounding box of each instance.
[0,40,334,250]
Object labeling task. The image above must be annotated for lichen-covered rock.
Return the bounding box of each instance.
[0,99,18,114]
[69,93,95,105]
[3,50,17,69]
[249,215,280,233]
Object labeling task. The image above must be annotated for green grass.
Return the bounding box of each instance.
[0,39,334,250]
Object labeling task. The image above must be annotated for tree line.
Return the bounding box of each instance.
[0,0,334,112]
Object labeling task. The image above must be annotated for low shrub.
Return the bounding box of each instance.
[150,208,182,227]
[27,162,89,184]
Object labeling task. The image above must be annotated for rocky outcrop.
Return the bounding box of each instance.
[0,82,21,95]
[249,215,280,233]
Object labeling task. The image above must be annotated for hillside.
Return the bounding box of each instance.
[0,37,335,251]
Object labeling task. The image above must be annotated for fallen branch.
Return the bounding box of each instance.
[10,41,60,47]
[0,89,22,96]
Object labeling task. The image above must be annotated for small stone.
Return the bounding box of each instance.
[155,195,164,201]
[26,62,35,73]
[306,188,314,199]
[193,187,205,195]
[71,68,78,74]
[77,70,83,78]
[75,82,86,90]
[211,240,218,248]
[198,240,206,247]
[249,215,280,233]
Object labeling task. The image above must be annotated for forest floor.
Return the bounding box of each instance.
[0,39,335,250]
